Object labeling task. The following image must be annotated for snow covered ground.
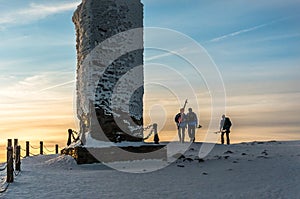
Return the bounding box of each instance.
[1,141,299,199]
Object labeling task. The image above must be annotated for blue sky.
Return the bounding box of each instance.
[0,0,299,155]
[144,0,300,141]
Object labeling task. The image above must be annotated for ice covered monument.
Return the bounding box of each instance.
[74,0,144,143]
[62,0,166,164]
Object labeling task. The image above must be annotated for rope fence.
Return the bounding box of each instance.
[29,144,40,150]
[0,139,61,194]
[0,181,9,194]
[43,145,55,153]
[22,141,60,156]
[0,125,160,194]
[0,164,7,172]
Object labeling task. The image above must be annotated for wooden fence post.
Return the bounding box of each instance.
[16,146,21,171]
[7,139,14,183]
[40,141,43,155]
[153,123,159,144]
[14,139,18,158]
[26,141,30,157]
[55,144,59,154]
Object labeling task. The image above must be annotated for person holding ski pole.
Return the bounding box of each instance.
[175,108,187,143]
[219,114,232,145]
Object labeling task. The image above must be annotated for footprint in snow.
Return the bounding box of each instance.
[224,150,234,154]
[257,156,269,159]
[183,158,194,162]
[261,150,268,156]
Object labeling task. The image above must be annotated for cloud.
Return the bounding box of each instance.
[37,80,75,93]
[0,71,77,147]
[0,1,81,27]
[0,72,75,102]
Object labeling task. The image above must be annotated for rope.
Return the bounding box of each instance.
[0,164,7,171]
[143,126,154,140]
[29,144,40,150]
[0,181,9,193]
[29,152,40,156]
[14,171,21,177]
[0,156,14,194]
[143,124,153,131]
[43,146,55,153]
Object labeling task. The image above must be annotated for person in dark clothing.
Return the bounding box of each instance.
[67,129,79,146]
[186,108,198,142]
[175,108,187,143]
[219,115,232,145]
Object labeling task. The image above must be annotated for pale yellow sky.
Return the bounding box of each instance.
[1,84,299,162]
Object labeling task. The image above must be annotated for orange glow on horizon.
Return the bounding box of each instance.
[1,91,300,162]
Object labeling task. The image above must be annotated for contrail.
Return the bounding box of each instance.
[207,17,288,43]
[37,80,75,93]
[145,51,174,62]
[209,23,268,43]
[145,48,187,62]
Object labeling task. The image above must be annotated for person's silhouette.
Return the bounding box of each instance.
[67,129,79,146]
[219,115,232,145]
[186,108,198,142]
[175,108,187,143]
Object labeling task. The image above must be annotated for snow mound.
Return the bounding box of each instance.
[21,154,78,170]
[44,155,77,169]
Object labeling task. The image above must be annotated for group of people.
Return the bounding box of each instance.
[175,107,199,143]
[175,108,232,145]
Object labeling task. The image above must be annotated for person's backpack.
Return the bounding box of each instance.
[224,117,232,128]
[187,112,197,122]
[175,113,181,123]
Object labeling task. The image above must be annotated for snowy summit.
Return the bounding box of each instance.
[1,141,300,198]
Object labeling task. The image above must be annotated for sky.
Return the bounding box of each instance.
[0,0,300,160]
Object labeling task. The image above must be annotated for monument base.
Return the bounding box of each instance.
[61,144,167,164]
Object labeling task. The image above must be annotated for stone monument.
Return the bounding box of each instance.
[62,0,166,164]
[73,0,144,143]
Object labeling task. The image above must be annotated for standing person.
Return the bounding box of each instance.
[67,129,80,146]
[186,108,198,142]
[175,108,187,143]
[219,115,232,145]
